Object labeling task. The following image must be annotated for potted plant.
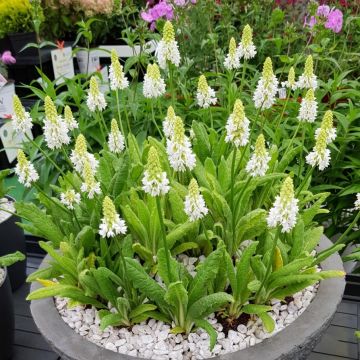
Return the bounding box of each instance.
[0,251,26,360]
[9,20,348,360]
[0,169,27,290]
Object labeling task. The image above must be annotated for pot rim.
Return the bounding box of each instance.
[30,235,345,360]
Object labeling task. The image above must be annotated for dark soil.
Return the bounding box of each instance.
[215,312,251,336]
[283,296,294,304]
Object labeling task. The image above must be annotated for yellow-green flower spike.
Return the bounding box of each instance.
[163,21,175,43]
[304,55,314,78]
[111,118,119,134]
[254,134,267,157]
[17,149,28,168]
[89,76,100,96]
[242,24,253,47]
[173,116,185,143]
[44,96,57,123]
[320,110,333,130]
[288,67,295,87]
[263,57,274,80]
[75,134,87,156]
[305,88,315,102]
[102,196,117,227]
[228,37,237,58]
[188,178,200,198]
[198,75,209,94]
[64,105,73,122]
[232,99,245,123]
[13,95,25,119]
[83,160,96,186]
[280,177,295,204]
[147,64,161,80]
[166,106,176,121]
[146,146,162,179]
[315,128,328,155]
[111,49,123,77]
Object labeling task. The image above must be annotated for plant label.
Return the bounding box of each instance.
[0,82,15,118]
[0,120,33,163]
[0,74,7,90]
[51,47,75,84]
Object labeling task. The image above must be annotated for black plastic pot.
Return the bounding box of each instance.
[0,268,15,360]
[7,32,38,57]
[0,197,26,290]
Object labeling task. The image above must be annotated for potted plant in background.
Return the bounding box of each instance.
[0,251,26,360]
[0,169,27,290]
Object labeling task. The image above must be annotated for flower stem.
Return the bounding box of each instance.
[150,101,163,138]
[156,197,173,282]
[230,147,237,254]
[335,211,360,245]
[240,60,247,93]
[115,90,127,147]
[296,166,314,197]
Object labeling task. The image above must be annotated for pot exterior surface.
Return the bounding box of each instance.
[30,236,345,360]
[0,208,27,291]
[0,269,15,360]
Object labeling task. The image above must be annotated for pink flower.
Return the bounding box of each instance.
[317,5,330,17]
[1,51,16,65]
[304,15,316,28]
[325,9,343,33]
[141,1,174,24]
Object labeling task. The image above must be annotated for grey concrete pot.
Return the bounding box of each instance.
[30,235,345,360]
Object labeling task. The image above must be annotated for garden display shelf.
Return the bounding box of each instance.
[30,235,345,360]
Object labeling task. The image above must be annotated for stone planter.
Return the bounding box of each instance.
[0,196,27,290]
[30,235,345,360]
[0,268,15,360]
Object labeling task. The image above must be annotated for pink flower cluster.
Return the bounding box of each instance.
[141,0,196,30]
[305,5,343,33]
[0,51,16,65]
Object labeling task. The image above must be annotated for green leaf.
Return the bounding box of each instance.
[125,258,168,311]
[269,274,322,290]
[15,202,64,247]
[122,205,149,245]
[236,210,267,247]
[100,313,127,330]
[268,257,313,283]
[129,304,157,319]
[91,268,119,307]
[313,244,345,266]
[192,121,211,162]
[188,244,224,305]
[0,251,25,267]
[171,242,199,256]
[242,304,272,314]
[109,155,129,197]
[132,243,153,263]
[304,227,324,253]
[194,319,217,350]
[26,266,58,283]
[157,248,179,286]
[290,219,304,261]
[188,292,233,319]
[166,222,198,249]
[259,312,275,333]
[164,281,188,310]
[75,226,96,253]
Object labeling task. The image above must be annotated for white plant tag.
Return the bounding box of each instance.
[51,47,75,84]
[0,82,15,118]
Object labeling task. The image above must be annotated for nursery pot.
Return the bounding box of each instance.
[7,32,38,57]
[76,49,100,74]
[0,268,15,360]
[30,235,345,360]
[0,196,27,290]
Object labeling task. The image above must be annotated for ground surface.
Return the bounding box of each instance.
[11,254,360,360]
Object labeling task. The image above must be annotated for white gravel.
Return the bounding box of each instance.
[55,254,320,359]
[0,198,15,224]
[0,268,5,285]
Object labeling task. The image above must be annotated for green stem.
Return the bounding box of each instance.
[284,122,301,155]
[98,110,109,134]
[296,166,314,197]
[256,228,280,303]
[274,89,291,135]
[156,197,173,282]
[297,128,306,179]
[169,64,175,107]
[230,147,237,254]
[234,175,252,220]
[34,183,71,214]
[209,107,214,129]
[150,101,163,138]
[240,60,247,93]
[115,90,127,146]
[335,212,360,245]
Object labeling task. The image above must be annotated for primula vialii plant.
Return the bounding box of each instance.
[12,20,348,352]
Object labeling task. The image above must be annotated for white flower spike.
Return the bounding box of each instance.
[355,194,360,211]
[224,37,241,70]
[80,160,101,199]
[225,99,250,148]
[43,96,70,150]
[15,150,39,188]
[238,24,257,60]
[296,55,317,90]
[143,63,166,99]
[60,189,81,210]
[315,110,336,144]
[86,76,107,112]
[142,146,170,197]
[156,21,181,69]
[64,105,78,131]
[109,49,129,91]
[12,95,33,134]
[298,89,318,123]
[306,128,331,171]
[166,116,196,172]
[163,106,177,139]
[70,134,99,173]
[196,75,217,108]
[253,57,279,110]
[108,119,125,154]
[267,177,299,233]
[99,196,127,238]
[246,134,271,177]
[184,178,208,222]
[281,67,296,91]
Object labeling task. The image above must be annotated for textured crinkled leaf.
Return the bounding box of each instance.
[242,304,272,314]
[194,319,217,350]
[259,312,275,333]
